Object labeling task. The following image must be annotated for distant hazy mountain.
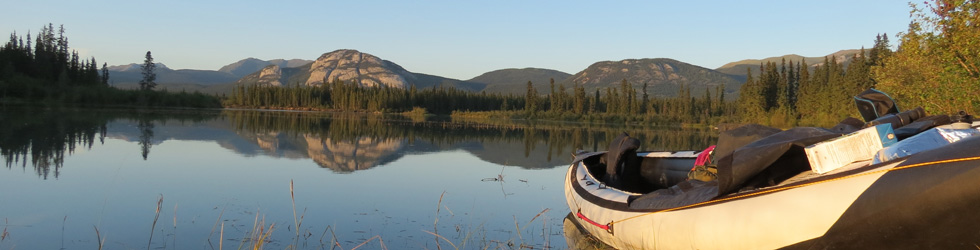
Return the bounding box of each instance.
[560,58,743,98]
[715,49,863,78]
[217,58,313,78]
[108,62,237,86]
[469,68,572,95]
[236,49,485,92]
[107,58,312,94]
[106,49,874,99]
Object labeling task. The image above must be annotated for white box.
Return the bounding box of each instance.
[806,124,897,174]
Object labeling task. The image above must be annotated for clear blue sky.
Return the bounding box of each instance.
[1,0,912,80]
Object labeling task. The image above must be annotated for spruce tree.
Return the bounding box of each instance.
[524,81,537,114]
[101,62,109,86]
[139,51,156,91]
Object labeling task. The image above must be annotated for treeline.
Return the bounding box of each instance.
[1,24,106,99]
[0,24,221,108]
[229,77,732,125]
[527,79,731,124]
[874,0,979,114]
[737,0,979,127]
[736,38,889,127]
[227,79,521,114]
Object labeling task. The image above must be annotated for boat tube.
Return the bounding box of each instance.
[566,126,980,249]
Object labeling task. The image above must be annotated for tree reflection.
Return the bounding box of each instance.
[0,107,718,178]
[0,107,109,179]
[0,107,217,178]
[222,111,718,171]
[137,119,154,160]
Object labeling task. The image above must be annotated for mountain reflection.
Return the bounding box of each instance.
[0,107,717,178]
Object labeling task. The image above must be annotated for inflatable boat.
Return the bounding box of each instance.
[565,126,980,249]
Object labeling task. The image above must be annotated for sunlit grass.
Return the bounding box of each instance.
[0,179,563,250]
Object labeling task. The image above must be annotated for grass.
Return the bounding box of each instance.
[94,225,104,250]
[0,180,564,250]
[148,195,163,250]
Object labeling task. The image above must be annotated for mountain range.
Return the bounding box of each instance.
[107,49,863,98]
[715,49,863,78]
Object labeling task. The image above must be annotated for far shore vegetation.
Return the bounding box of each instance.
[2,0,978,128]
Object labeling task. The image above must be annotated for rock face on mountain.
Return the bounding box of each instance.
[218,58,313,78]
[235,49,486,91]
[561,58,743,98]
[256,65,283,87]
[304,49,416,88]
[470,68,572,95]
[715,49,862,78]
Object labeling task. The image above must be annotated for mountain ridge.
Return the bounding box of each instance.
[559,58,743,98]
[106,49,865,98]
[469,68,572,95]
[715,49,863,77]
[235,49,486,92]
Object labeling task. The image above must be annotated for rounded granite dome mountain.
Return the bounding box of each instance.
[304,49,416,88]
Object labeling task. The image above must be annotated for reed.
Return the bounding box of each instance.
[173,203,178,248]
[350,235,388,250]
[1,218,8,243]
[207,207,226,250]
[427,192,556,250]
[289,179,309,250]
[122,180,561,250]
[94,225,104,250]
[147,195,163,250]
[434,191,445,250]
[291,179,299,239]
[219,222,224,250]
[240,210,275,250]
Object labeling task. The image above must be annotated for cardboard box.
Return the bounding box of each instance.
[805,124,897,174]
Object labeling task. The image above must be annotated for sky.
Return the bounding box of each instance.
[1,0,914,80]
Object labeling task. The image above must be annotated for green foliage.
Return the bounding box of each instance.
[0,24,221,109]
[227,79,522,114]
[738,51,871,127]
[874,0,980,114]
[228,75,734,126]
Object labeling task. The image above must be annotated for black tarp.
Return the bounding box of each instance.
[716,127,840,195]
[630,126,842,209]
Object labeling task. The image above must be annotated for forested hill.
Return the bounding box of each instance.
[560,58,742,98]
[716,49,863,78]
[469,68,572,95]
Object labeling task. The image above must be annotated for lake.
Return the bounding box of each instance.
[0,106,714,249]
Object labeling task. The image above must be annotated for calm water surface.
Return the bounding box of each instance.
[0,107,713,249]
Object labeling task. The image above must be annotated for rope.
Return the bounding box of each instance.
[606,155,980,227]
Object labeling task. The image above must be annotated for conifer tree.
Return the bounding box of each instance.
[101,62,109,86]
[139,51,156,91]
[524,81,537,114]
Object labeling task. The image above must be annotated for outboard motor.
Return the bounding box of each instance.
[854,88,900,122]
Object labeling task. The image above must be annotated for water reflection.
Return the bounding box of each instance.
[137,118,154,160]
[1,107,717,177]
